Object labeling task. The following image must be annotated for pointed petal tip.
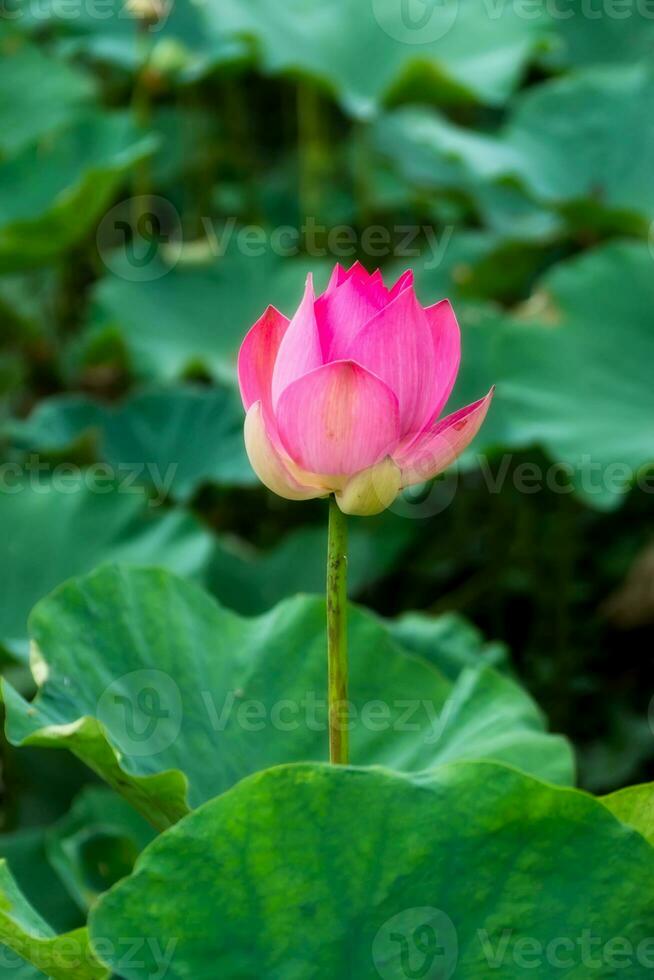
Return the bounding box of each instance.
[270,275,322,410]
[389,269,414,299]
[396,387,494,488]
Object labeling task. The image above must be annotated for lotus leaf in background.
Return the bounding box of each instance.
[0,114,157,273]
[6,385,254,500]
[45,787,154,912]
[215,0,548,116]
[0,480,212,660]
[82,248,331,383]
[0,41,95,157]
[208,517,417,615]
[374,65,654,234]
[10,0,245,78]
[7,0,548,112]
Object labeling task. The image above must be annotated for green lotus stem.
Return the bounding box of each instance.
[326,496,349,764]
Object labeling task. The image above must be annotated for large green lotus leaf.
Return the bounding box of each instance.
[0,863,105,980]
[208,516,418,614]
[382,228,553,311]
[215,0,546,116]
[83,249,331,383]
[376,66,654,232]
[0,480,212,659]
[90,762,654,979]
[0,41,95,158]
[505,65,654,228]
[46,787,154,912]
[7,384,254,500]
[0,113,157,272]
[372,107,561,242]
[601,783,654,847]
[2,565,572,830]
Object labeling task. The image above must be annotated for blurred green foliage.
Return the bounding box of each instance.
[1,0,654,956]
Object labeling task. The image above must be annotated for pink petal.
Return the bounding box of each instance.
[244,402,327,501]
[237,305,290,412]
[427,299,461,420]
[343,286,438,439]
[343,262,389,305]
[276,360,400,476]
[389,269,414,299]
[324,263,348,294]
[343,260,369,283]
[271,274,323,409]
[315,275,386,361]
[394,389,494,487]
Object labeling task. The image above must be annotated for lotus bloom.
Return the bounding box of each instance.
[238,262,493,516]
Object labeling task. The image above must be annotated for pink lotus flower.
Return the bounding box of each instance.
[238,262,493,516]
